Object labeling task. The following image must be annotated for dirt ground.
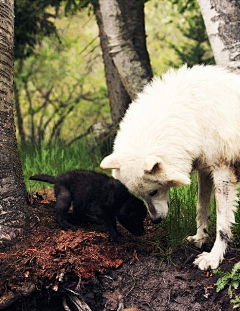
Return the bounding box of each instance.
[1,194,240,311]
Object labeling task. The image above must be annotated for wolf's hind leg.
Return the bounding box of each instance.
[54,185,76,231]
[187,169,213,248]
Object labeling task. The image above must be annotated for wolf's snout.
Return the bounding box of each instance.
[151,217,162,224]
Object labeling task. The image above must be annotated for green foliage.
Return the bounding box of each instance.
[214,262,240,308]
[145,0,184,74]
[167,0,214,67]
[231,296,240,309]
[145,0,214,75]
[15,0,92,60]
[169,14,214,67]
[14,9,109,146]
[167,0,199,13]
[15,0,61,59]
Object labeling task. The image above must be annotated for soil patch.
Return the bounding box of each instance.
[0,195,240,310]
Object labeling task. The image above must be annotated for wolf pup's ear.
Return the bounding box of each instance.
[100,154,120,170]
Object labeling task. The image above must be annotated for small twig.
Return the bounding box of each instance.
[125,282,136,298]
[62,296,71,311]
[64,287,80,297]
[117,294,124,311]
[167,289,171,303]
[183,253,195,266]
[100,275,113,280]
[75,276,82,292]
[117,302,124,311]
[69,294,92,311]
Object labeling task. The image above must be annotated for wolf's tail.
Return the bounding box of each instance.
[29,174,56,184]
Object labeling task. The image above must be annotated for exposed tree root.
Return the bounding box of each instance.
[0,282,36,310]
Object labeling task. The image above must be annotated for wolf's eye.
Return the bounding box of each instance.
[149,190,158,197]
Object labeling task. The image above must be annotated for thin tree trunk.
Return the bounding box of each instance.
[198,0,240,72]
[0,0,29,247]
[98,0,153,101]
[95,7,131,124]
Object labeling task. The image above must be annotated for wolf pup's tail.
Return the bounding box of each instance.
[29,174,56,184]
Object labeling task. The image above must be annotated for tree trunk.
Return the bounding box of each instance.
[198,0,240,72]
[98,0,153,104]
[95,8,131,124]
[0,0,30,248]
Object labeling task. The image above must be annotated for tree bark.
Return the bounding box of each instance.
[95,8,131,124]
[14,83,26,145]
[198,0,240,72]
[0,0,29,248]
[98,0,153,103]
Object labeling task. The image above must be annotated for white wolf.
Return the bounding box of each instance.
[100,65,240,270]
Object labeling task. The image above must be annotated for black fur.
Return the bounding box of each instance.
[30,169,147,241]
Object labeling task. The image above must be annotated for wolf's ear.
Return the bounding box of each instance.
[167,172,191,186]
[100,154,120,170]
[144,155,164,174]
[144,155,191,186]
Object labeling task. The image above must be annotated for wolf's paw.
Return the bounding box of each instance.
[187,234,206,248]
[193,252,221,270]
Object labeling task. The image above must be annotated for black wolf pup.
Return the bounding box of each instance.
[30,169,147,241]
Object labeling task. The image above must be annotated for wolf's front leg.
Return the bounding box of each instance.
[102,212,118,242]
[194,166,238,270]
[187,169,213,248]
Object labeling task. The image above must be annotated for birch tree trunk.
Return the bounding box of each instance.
[95,8,131,124]
[98,0,153,103]
[198,0,240,72]
[0,0,30,248]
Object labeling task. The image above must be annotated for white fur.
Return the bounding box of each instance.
[100,65,240,270]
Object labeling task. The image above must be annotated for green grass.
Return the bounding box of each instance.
[167,175,199,247]
[20,138,104,192]
[155,173,218,255]
[155,175,198,259]
[155,174,240,258]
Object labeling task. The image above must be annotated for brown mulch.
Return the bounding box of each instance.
[0,193,240,310]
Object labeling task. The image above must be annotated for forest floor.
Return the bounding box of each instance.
[1,191,240,311]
